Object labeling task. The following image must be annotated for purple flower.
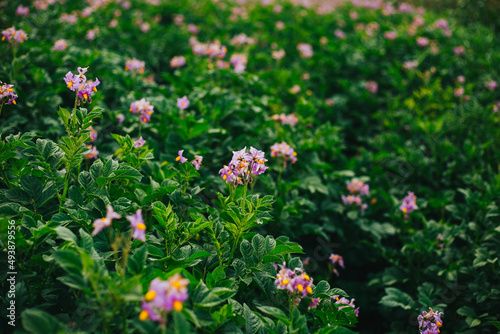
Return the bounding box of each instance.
[117,113,125,124]
[418,308,443,334]
[92,205,121,236]
[0,82,18,105]
[297,43,313,58]
[248,147,268,175]
[134,137,146,148]
[177,96,190,110]
[85,146,99,159]
[275,262,314,297]
[170,56,186,68]
[334,29,346,39]
[270,142,297,167]
[176,150,187,163]
[127,209,146,241]
[2,27,28,44]
[329,253,344,276]
[400,191,418,216]
[125,58,145,74]
[484,80,498,91]
[384,31,397,40]
[139,274,190,321]
[365,81,378,94]
[332,296,359,317]
[417,37,429,47]
[309,298,320,309]
[54,39,68,51]
[88,126,97,141]
[16,5,29,17]
[191,155,203,170]
[130,98,154,123]
[64,72,80,91]
[346,179,369,195]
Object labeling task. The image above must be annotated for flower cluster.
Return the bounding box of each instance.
[130,98,154,123]
[332,295,360,317]
[329,253,344,276]
[191,39,227,59]
[85,145,99,159]
[484,80,498,91]
[170,56,186,68]
[270,142,297,167]
[297,43,313,58]
[175,150,203,170]
[342,178,370,211]
[63,67,100,104]
[418,308,443,334]
[229,53,248,73]
[231,33,255,46]
[139,274,190,322]
[54,39,68,51]
[2,27,28,44]
[16,5,29,17]
[274,262,314,298]
[271,113,298,126]
[400,191,418,218]
[272,49,285,60]
[0,81,18,105]
[125,58,145,74]
[219,147,268,186]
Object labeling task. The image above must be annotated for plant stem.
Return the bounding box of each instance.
[241,183,248,212]
[59,164,71,212]
[1,168,12,189]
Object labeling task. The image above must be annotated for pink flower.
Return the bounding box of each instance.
[92,205,121,236]
[297,43,313,58]
[485,80,498,91]
[272,49,285,60]
[170,56,186,68]
[191,155,203,170]
[365,81,378,93]
[457,76,465,84]
[453,46,465,55]
[125,58,145,74]
[16,5,29,17]
[187,24,199,34]
[276,21,285,30]
[86,28,99,41]
[334,29,346,39]
[127,209,146,241]
[176,150,187,163]
[384,31,397,40]
[177,96,190,110]
[134,137,145,148]
[454,87,464,97]
[416,37,429,47]
[53,39,68,51]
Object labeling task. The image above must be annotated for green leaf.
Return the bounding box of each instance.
[379,287,416,310]
[255,306,289,325]
[20,175,43,202]
[174,310,192,333]
[54,226,77,244]
[128,245,148,275]
[243,304,262,334]
[22,309,67,334]
[252,234,266,262]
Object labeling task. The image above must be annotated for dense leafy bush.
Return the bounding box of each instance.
[1,0,500,333]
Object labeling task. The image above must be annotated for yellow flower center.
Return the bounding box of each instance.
[175,156,181,161]
[296,284,304,292]
[173,300,183,311]
[68,81,73,88]
[83,93,88,100]
[282,279,290,285]
[402,207,407,213]
[139,310,149,321]
[145,291,156,301]
[223,175,227,180]
[303,274,310,281]
[437,322,442,327]
[93,86,97,92]
[137,223,146,230]
[172,281,182,289]
[306,286,313,294]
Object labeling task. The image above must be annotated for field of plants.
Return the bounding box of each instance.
[1,0,499,333]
